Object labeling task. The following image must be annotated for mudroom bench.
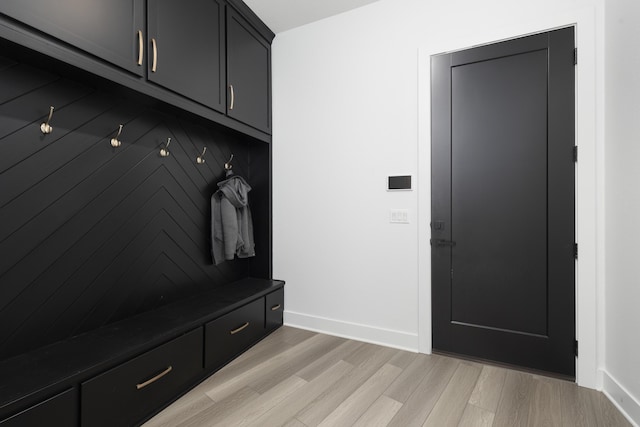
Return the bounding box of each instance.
[0,278,284,426]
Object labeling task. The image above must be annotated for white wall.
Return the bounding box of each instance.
[603,0,640,423]
[272,0,611,399]
[272,1,422,350]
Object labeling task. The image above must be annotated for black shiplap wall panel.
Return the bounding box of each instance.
[0,56,15,71]
[0,63,57,106]
[0,56,265,360]
[1,94,122,203]
[0,78,89,136]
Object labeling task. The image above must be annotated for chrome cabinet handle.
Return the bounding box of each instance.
[136,366,172,390]
[271,304,281,311]
[230,322,249,335]
[137,30,144,66]
[229,84,235,110]
[151,38,158,72]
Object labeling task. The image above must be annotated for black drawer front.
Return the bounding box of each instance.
[0,388,77,427]
[205,298,264,370]
[265,288,284,331]
[81,328,203,427]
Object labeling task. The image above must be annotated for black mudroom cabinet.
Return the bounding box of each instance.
[226,6,272,133]
[0,1,281,425]
[0,0,146,76]
[0,0,272,142]
[146,0,226,111]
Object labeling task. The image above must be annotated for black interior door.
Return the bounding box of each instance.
[431,27,575,377]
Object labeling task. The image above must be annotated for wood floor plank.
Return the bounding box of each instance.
[175,387,260,427]
[385,353,436,403]
[386,355,459,427]
[227,326,316,369]
[458,403,495,427]
[283,419,307,427]
[468,364,507,412]
[253,360,354,427]
[493,369,535,427]
[279,326,319,345]
[203,333,339,401]
[296,339,363,382]
[593,391,632,427]
[422,362,482,427]
[570,385,633,427]
[317,363,403,427]
[527,376,563,427]
[211,375,307,427]
[388,349,418,369]
[249,334,346,394]
[353,395,403,427]
[295,345,398,427]
[199,327,314,393]
[143,328,631,427]
[143,393,215,427]
[559,380,600,427]
[343,341,399,367]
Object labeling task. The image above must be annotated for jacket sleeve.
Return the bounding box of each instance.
[220,196,239,261]
[211,192,225,265]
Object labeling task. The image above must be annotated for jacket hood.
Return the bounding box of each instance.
[217,175,251,208]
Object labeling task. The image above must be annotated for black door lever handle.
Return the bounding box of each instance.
[430,239,456,247]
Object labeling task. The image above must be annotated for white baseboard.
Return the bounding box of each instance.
[284,310,419,353]
[602,370,640,427]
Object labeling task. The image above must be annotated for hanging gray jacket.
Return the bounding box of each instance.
[211,173,255,265]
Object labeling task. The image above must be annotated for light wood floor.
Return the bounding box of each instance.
[144,327,631,427]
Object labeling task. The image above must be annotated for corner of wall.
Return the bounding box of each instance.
[284,311,420,353]
[602,370,640,426]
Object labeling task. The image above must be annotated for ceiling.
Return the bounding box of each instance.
[243,0,381,34]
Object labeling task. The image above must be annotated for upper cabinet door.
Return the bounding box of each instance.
[147,0,225,112]
[0,0,145,76]
[226,7,271,134]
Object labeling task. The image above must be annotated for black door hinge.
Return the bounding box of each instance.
[574,339,579,356]
[573,146,578,162]
[574,243,578,260]
[573,48,578,65]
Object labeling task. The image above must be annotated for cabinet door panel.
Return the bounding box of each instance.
[81,329,203,427]
[226,7,271,134]
[147,0,225,112]
[205,298,265,370]
[0,388,77,427]
[0,0,145,76]
[266,289,284,331]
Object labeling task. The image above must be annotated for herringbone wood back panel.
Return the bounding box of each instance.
[0,55,268,360]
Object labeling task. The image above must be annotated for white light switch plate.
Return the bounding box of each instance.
[390,209,409,224]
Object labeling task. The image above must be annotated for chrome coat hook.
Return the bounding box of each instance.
[110,124,123,148]
[224,154,234,170]
[160,137,171,157]
[40,106,55,134]
[196,147,207,164]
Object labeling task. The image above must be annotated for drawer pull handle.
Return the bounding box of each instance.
[136,365,173,390]
[151,38,158,72]
[271,304,281,311]
[229,84,235,110]
[137,30,144,66]
[230,322,249,335]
